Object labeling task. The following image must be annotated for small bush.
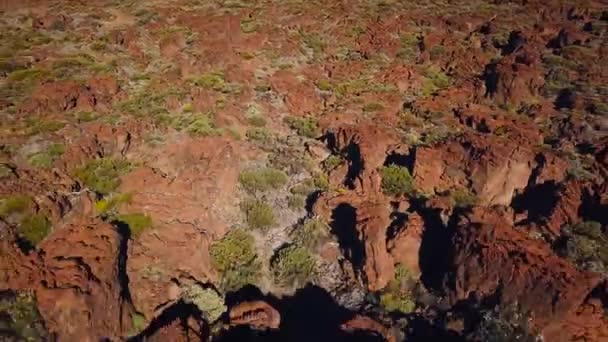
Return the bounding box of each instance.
[130,313,146,335]
[240,18,258,33]
[271,245,316,287]
[73,158,131,195]
[0,195,30,217]
[238,168,287,193]
[288,194,305,209]
[247,115,267,127]
[363,102,384,113]
[451,188,477,208]
[210,229,260,291]
[283,116,318,138]
[116,213,153,238]
[397,34,419,62]
[28,143,65,168]
[246,127,273,144]
[381,165,414,196]
[421,66,450,96]
[0,292,48,341]
[291,218,330,250]
[379,264,416,314]
[570,221,602,239]
[95,192,134,215]
[323,155,343,171]
[241,199,276,230]
[190,71,239,94]
[182,284,226,322]
[25,119,65,135]
[18,214,51,247]
[171,112,221,137]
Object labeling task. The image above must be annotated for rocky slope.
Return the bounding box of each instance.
[0,0,606,341]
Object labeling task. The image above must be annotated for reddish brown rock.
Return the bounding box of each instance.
[444,206,604,335]
[388,212,424,276]
[229,300,280,330]
[341,315,396,342]
[413,133,534,206]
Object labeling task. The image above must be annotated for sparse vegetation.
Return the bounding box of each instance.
[556,221,607,274]
[421,65,450,96]
[0,292,47,341]
[130,313,146,335]
[210,229,260,291]
[18,213,51,247]
[95,192,134,215]
[397,34,418,62]
[73,158,131,195]
[451,188,477,208]
[271,245,316,287]
[323,155,343,171]
[363,102,384,113]
[0,195,30,217]
[246,127,273,144]
[291,218,330,250]
[115,213,153,238]
[27,143,65,168]
[239,168,287,193]
[241,199,276,230]
[288,194,305,209]
[379,264,416,314]
[380,165,414,196]
[283,116,318,138]
[171,112,222,137]
[182,284,226,322]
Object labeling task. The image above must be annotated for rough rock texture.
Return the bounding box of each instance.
[388,212,424,276]
[1,217,126,341]
[229,300,281,329]
[443,206,606,337]
[413,133,535,206]
[121,137,249,320]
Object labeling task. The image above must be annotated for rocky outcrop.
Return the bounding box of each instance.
[388,212,424,276]
[229,300,281,329]
[413,133,535,206]
[0,218,126,341]
[442,206,605,337]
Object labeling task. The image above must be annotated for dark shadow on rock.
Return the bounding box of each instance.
[383,149,415,172]
[511,181,560,224]
[344,142,363,190]
[216,285,383,342]
[128,301,206,342]
[330,203,364,271]
[409,197,455,292]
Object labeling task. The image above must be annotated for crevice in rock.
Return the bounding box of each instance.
[330,203,364,272]
[113,221,136,333]
[511,181,560,224]
[344,142,363,189]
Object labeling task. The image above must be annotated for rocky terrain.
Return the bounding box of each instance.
[0,0,607,341]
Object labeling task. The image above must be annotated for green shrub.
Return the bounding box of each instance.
[290,175,328,195]
[363,102,384,113]
[380,165,414,196]
[18,214,51,247]
[182,284,226,322]
[421,66,450,96]
[130,313,146,335]
[271,245,316,287]
[451,188,477,208]
[28,143,65,168]
[238,168,287,193]
[323,155,343,171]
[241,199,276,230]
[0,195,30,217]
[246,127,273,144]
[288,194,305,209]
[73,158,131,195]
[95,192,134,215]
[210,229,260,291]
[171,112,222,137]
[570,221,602,239]
[283,116,318,138]
[25,119,65,135]
[240,18,258,33]
[0,292,48,341]
[379,264,416,314]
[291,218,330,249]
[190,71,239,93]
[247,115,267,127]
[116,213,153,237]
[397,34,418,62]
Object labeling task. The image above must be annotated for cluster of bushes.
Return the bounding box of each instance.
[238,168,287,193]
[0,195,51,249]
[27,143,65,169]
[210,229,261,292]
[73,157,131,195]
[556,221,607,273]
[283,116,318,138]
[0,292,48,340]
[378,264,416,314]
[182,284,226,323]
[271,244,316,288]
